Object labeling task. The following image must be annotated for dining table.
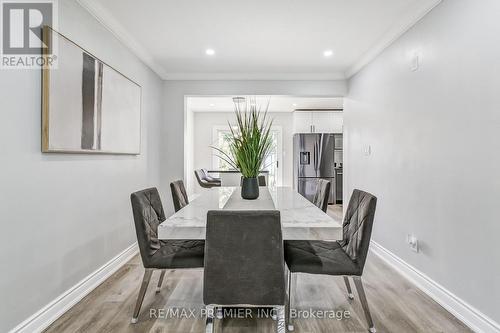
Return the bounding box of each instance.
[158,186,343,241]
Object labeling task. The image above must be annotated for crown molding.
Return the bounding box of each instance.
[76,0,168,79]
[345,0,443,79]
[163,72,346,81]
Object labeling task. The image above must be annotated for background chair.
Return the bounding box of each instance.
[202,168,221,183]
[204,210,286,333]
[170,180,189,212]
[195,169,221,188]
[312,179,331,212]
[284,189,377,332]
[130,188,204,323]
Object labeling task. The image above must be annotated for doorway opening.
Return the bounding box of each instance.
[184,95,344,211]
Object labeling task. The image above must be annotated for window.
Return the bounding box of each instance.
[214,129,234,171]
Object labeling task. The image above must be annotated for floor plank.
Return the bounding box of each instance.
[44,205,472,333]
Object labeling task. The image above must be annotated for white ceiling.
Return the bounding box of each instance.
[79,0,442,80]
[187,96,343,113]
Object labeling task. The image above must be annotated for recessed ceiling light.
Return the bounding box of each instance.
[206,49,215,56]
[323,50,334,57]
[292,103,298,107]
[209,103,215,107]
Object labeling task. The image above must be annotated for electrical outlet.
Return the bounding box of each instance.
[407,234,419,253]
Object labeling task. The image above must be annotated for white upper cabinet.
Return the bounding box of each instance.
[293,111,343,133]
[292,112,314,133]
[313,112,343,133]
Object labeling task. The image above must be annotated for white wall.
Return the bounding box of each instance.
[162,80,347,212]
[191,111,294,192]
[345,0,500,327]
[0,1,163,331]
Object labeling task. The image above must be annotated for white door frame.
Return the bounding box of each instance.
[270,126,283,186]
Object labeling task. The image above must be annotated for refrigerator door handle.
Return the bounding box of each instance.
[313,142,317,172]
[315,139,320,175]
[318,135,323,171]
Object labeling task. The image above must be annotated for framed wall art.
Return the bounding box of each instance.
[42,26,142,154]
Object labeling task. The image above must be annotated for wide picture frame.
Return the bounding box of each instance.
[41,26,142,155]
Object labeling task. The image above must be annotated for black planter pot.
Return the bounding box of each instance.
[241,177,259,200]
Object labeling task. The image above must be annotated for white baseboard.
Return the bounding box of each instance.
[9,243,139,333]
[370,241,500,333]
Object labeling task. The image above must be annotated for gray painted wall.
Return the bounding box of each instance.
[162,80,347,215]
[345,0,500,325]
[0,1,163,331]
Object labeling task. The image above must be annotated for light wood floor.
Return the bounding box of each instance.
[45,205,472,333]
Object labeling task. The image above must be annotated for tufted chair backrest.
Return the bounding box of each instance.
[130,188,166,267]
[338,189,377,272]
[170,180,189,212]
[312,179,331,213]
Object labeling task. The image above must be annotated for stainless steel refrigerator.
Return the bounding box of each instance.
[293,133,335,204]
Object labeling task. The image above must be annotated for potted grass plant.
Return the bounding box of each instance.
[212,98,273,199]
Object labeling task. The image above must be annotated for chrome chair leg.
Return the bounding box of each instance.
[353,276,376,333]
[131,268,153,323]
[205,305,214,333]
[156,270,166,293]
[287,271,294,332]
[276,305,286,333]
[343,276,355,300]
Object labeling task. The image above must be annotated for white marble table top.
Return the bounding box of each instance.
[158,186,343,240]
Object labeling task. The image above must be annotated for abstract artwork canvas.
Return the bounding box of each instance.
[42,27,141,154]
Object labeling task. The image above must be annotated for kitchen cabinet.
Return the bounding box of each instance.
[293,111,343,133]
[292,112,314,133]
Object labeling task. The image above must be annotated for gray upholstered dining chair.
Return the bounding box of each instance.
[195,169,221,188]
[202,168,221,183]
[130,188,204,323]
[204,210,286,333]
[284,189,377,332]
[170,180,189,212]
[313,179,331,213]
